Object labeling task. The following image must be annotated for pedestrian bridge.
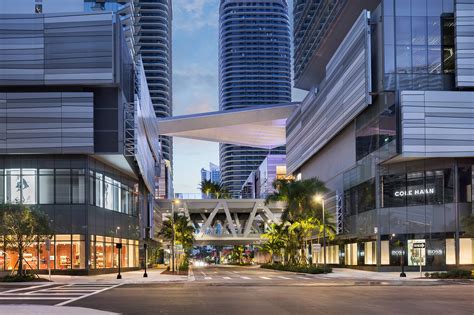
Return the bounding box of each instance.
[156,199,285,246]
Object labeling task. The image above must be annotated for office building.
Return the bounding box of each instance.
[0,9,162,274]
[289,0,474,270]
[218,0,291,197]
[240,155,288,199]
[201,163,221,184]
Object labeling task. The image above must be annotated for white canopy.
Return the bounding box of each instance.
[156,103,298,149]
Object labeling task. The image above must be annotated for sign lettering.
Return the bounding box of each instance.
[394,188,435,197]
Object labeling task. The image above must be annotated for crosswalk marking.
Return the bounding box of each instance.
[223,277,231,280]
[277,276,291,280]
[204,277,212,280]
[0,282,121,306]
[240,276,251,280]
[259,276,271,280]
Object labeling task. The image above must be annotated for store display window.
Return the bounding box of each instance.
[55,235,72,270]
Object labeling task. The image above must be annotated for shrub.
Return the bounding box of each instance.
[426,269,472,279]
[2,274,37,282]
[261,263,331,274]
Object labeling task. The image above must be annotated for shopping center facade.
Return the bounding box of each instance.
[0,11,162,274]
[290,0,474,270]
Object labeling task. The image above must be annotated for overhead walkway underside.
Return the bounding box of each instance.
[155,103,298,148]
[156,199,285,246]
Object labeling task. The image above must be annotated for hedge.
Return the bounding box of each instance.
[261,263,331,274]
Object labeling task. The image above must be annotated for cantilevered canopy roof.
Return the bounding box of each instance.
[156,103,298,149]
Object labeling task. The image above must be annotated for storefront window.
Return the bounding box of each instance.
[90,235,96,269]
[459,238,474,265]
[96,236,105,268]
[344,243,358,266]
[55,235,71,270]
[381,240,390,265]
[39,239,54,270]
[0,170,4,204]
[105,237,113,268]
[72,234,85,269]
[364,241,376,265]
[104,176,114,210]
[5,243,19,271]
[120,239,128,268]
[0,237,4,271]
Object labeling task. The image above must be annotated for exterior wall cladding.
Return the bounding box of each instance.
[0,11,162,274]
[289,0,474,270]
[218,0,291,197]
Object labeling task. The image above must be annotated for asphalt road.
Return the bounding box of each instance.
[69,265,474,315]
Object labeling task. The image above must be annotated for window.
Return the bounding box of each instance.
[71,169,85,204]
[95,173,104,208]
[55,235,71,270]
[382,168,454,208]
[35,4,42,13]
[55,170,71,204]
[39,169,54,204]
[72,235,85,269]
[104,176,113,210]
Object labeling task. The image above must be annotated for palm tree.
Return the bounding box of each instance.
[260,223,286,264]
[199,180,231,199]
[199,179,215,198]
[157,213,195,268]
[265,178,327,222]
[288,218,318,265]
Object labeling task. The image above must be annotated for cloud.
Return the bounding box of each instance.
[173,0,219,32]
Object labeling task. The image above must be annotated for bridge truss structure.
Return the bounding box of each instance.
[156,199,286,246]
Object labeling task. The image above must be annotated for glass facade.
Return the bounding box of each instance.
[0,234,139,271]
[383,0,455,90]
[0,167,137,216]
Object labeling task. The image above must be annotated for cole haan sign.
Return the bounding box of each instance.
[394,188,435,197]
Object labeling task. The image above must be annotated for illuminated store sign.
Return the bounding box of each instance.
[394,188,435,197]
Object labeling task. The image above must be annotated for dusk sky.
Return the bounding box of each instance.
[172,0,305,194]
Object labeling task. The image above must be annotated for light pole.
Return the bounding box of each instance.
[171,199,180,273]
[143,243,148,278]
[116,226,122,279]
[314,195,326,273]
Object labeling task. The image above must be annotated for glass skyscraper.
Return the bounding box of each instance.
[218,0,291,197]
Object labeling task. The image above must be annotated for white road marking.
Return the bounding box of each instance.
[55,283,123,306]
[204,277,212,280]
[297,276,310,280]
[0,297,70,300]
[223,277,231,280]
[277,276,291,280]
[0,283,54,295]
[259,276,271,280]
[240,276,251,280]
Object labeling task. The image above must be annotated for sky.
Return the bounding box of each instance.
[172,0,305,195]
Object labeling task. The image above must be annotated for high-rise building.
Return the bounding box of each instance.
[218,0,291,197]
[138,0,173,166]
[288,0,474,269]
[201,163,221,184]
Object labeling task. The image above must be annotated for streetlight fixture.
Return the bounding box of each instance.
[314,194,326,274]
[116,226,122,279]
[171,199,180,273]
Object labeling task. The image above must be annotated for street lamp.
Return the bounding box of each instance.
[171,199,180,273]
[314,195,326,274]
[116,226,122,279]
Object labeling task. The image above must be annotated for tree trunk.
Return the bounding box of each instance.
[18,243,23,276]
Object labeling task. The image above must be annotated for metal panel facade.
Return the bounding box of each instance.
[401,90,474,157]
[286,11,372,174]
[0,92,94,154]
[0,12,114,85]
[455,0,474,87]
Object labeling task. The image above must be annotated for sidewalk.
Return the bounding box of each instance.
[322,268,435,281]
[45,268,190,284]
[0,305,118,315]
[0,268,190,285]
